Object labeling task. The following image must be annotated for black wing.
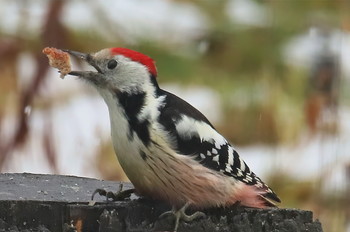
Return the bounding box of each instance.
[157,89,281,203]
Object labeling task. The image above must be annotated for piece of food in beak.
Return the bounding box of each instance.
[42,47,71,79]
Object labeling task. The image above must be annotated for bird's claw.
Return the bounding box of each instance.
[158,203,205,232]
[91,183,135,201]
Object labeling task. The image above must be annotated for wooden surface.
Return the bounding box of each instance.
[0,173,323,232]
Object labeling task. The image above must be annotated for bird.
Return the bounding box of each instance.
[63,47,281,231]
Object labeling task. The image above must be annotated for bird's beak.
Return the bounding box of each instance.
[62,49,103,77]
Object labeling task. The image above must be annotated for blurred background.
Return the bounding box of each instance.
[0,0,349,231]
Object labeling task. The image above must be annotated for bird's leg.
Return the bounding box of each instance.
[159,202,205,232]
[91,183,135,201]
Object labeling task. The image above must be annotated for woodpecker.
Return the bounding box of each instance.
[63,47,281,230]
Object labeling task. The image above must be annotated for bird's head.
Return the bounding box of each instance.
[64,48,158,93]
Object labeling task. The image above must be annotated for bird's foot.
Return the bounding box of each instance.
[91,183,135,201]
[159,203,205,232]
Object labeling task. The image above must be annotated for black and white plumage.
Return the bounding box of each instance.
[152,89,279,204]
[64,47,281,212]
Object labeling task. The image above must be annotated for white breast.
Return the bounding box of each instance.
[98,90,146,180]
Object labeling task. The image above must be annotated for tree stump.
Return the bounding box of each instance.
[0,173,323,232]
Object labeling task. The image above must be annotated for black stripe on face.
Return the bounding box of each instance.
[116,91,150,146]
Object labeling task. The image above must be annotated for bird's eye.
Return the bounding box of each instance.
[107,59,118,69]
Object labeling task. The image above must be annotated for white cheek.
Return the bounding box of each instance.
[112,58,150,92]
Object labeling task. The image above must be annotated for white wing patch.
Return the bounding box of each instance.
[175,115,227,146]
